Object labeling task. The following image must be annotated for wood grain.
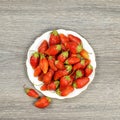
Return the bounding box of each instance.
[0,0,120,120]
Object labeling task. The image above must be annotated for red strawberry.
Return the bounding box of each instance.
[56,86,74,96]
[39,54,48,73]
[38,73,44,81]
[65,42,83,54]
[73,59,86,70]
[85,64,93,77]
[75,69,84,79]
[45,44,62,56]
[49,30,61,46]
[70,53,82,59]
[24,85,39,98]
[73,77,89,88]
[47,81,60,90]
[80,49,89,59]
[30,52,39,69]
[60,75,73,89]
[40,84,47,91]
[34,96,51,108]
[54,65,72,80]
[55,60,65,70]
[43,69,54,84]
[48,56,57,71]
[68,34,82,44]
[61,43,67,51]
[57,51,69,62]
[34,65,42,77]
[38,40,48,53]
[59,34,69,45]
[65,56,80,65]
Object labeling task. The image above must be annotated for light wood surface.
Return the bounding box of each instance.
[0,0,120,120]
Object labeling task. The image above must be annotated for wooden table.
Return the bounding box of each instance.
[0,0,120,119]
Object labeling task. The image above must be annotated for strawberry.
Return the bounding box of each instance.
[61,43,67,51]
[48,56,57,71]
[43,69,54,84]
[55,60,65,70]
[39,54,48,73]
[30,52,39,69]
[34,65,42,77]
[75,69,84,79]
[24,85,39,98]
[80,49,89,59]
[49,30,61,46]
[60,75,73,89]
[56,86,74,96]
[73,77,89,88]
[68,34,82,44]
[34,96,51,108]
[70,53,82,59]
[47,81,60,90]
[85,64,93,77]
[38,73,44,81]
[57,51,69,62]
[59,34,69,45]
[38,40,48,53]
[54,65,72,80]
[65,42,83,54]
[40,84,47,91]
[45,44,62,56]
[73,59,86,70]
[65,56,80,65]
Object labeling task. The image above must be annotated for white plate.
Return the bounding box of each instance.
[26,29,96,99]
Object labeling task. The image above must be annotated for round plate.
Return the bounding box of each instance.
[26,29,96,99]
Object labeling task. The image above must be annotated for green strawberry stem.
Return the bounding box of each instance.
[62,51,69,58]
[76,70,83,79]
[33,52,39,58]
[51,30,58,36]
[46,97,52,103]
[73,83,77,88]
[54,81,60,88]
[56,44,62,51]
[77,44,83,53]
[65,65,72,72]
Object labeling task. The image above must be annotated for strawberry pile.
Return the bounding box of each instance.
[30,30,93,97]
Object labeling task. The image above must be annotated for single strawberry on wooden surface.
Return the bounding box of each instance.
[39,53,48,74]
[34,96,51,108]
[85,64,93,77]
[49,30,61,46]
[38,40,48,53]
[65,56,80,65]
[24,85,39,98]
[30,52,39,69]
[68,34,81,44]
[48,56,57,71]
[73,77,89,88]
[54,65,72,80]
[57,51,69,62]
[45,44,62,56]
